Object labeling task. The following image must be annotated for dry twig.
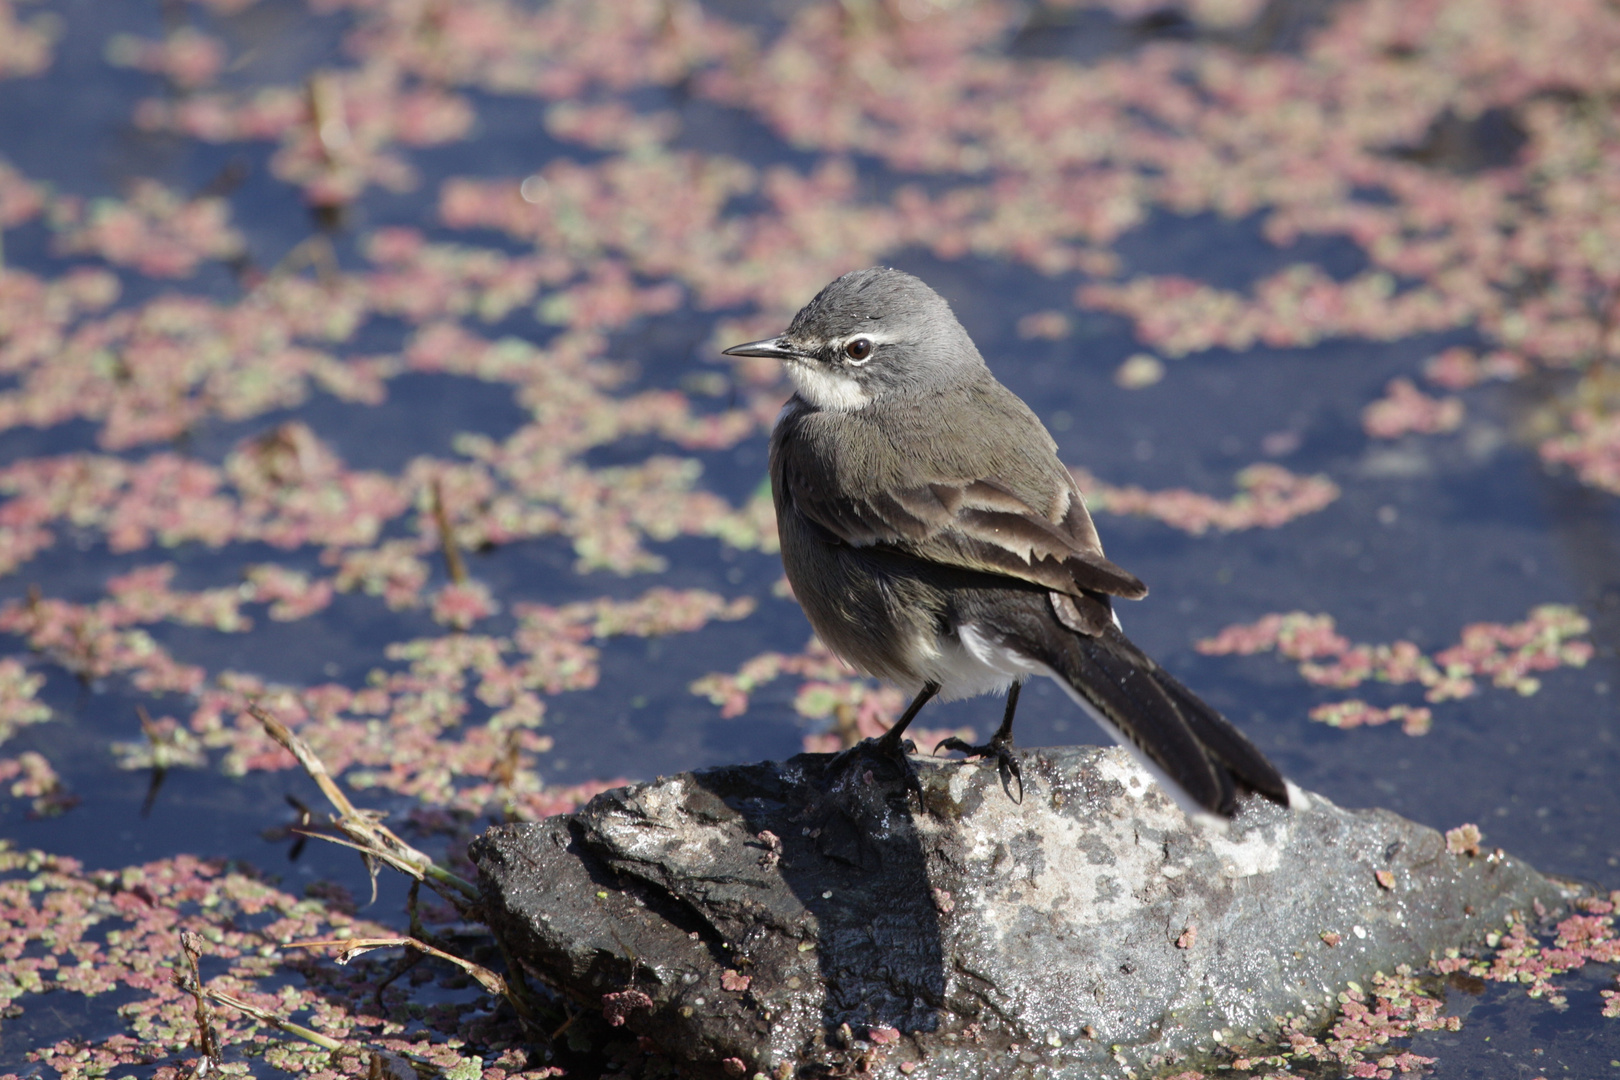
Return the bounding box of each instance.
[431,477,469,585]
[248,705,479,905]
[288,936,508,996]
[178,931,223,1068]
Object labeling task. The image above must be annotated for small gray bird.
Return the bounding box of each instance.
[724,267,1288,818]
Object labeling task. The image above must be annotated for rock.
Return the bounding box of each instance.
[470,746,1571,1078]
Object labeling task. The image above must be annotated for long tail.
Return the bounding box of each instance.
[1044,622,1289,817]
[952,583,1290,817]
[961,589,1287,816]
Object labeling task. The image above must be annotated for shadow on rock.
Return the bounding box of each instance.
[471,749,949,1074]
[686,753,945,1043]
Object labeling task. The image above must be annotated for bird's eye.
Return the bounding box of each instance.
[844,337,873,363]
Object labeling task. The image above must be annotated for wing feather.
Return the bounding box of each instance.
[773,414,1146,602]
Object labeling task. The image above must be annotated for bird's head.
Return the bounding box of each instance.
[722,267,984,412]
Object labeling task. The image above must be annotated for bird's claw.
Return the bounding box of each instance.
[935,735,1023,803]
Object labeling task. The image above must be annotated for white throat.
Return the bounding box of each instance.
[786,362,870,412]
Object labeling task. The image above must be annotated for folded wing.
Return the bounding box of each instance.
[774,436,1146,604]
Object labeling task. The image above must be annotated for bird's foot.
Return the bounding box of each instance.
[935,732,1023,802]
[824,730,923,807]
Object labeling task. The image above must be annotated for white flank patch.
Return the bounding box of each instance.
[939,624,1040,701]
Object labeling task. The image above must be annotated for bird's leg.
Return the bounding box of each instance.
[823,682,938,803]
[936,678,1024,801]
[874,682,940,758]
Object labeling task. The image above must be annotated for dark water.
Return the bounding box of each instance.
[0,1,1615,1076]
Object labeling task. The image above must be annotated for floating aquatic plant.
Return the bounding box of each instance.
[1198,605,1594,730]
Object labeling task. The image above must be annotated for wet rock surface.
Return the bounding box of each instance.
[471,746,1571,1078]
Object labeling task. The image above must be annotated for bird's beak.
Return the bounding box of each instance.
[721,335,799,361]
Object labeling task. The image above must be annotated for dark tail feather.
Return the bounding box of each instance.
[1145,657,1290,807]
[1053,630,1233,815]
[1045,624,1287,817]
[954,587,1290,817]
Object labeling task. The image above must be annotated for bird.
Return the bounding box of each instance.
[723,267,1289,819]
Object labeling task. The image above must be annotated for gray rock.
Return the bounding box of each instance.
[471,746,1571,1078]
